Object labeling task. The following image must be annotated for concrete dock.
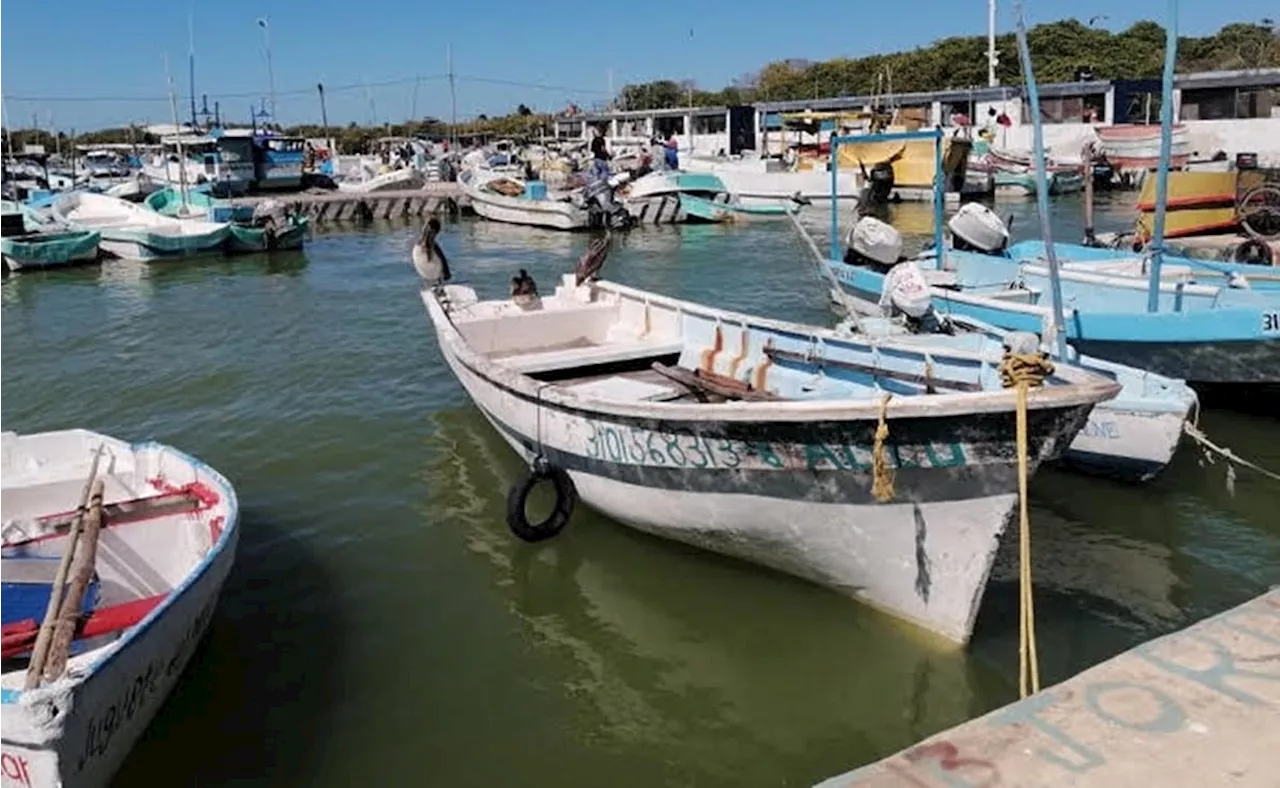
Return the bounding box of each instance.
[228,183,463,224]
[817,588,1280,787]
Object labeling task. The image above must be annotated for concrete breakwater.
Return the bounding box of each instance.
[817,588,1280,788]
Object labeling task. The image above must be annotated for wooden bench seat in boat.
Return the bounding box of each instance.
[496,338,686,375]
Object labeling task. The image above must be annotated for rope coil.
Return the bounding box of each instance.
[871,394,895,503]
[999,349,1052,699]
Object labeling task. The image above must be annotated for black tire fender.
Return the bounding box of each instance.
[506,464,577,543]
[1234,238,1274,266]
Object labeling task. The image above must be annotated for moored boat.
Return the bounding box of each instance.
[1096,124,1191,171]
[145,188,307,253]
[1,201,101,272]
[420,271,1119,644]
[51,192,230,261]
[458,169,590,231]
[622,172,797,224]
[0,429,239,788]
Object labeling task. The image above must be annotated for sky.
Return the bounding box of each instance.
[1,0,1270,131]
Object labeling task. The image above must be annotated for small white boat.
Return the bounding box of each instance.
[104,174,160,203]
[336,166,425,194]
[0,429,239,788]
[458,169,589,231]
[420,273,1119,644]
[681,156,862,205]
[51,192,229,261]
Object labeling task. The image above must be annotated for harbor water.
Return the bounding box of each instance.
[3,194,1278,786]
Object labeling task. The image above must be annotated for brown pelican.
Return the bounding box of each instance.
[574,230,612,286]
[411,217,450,284]
[510,269,538,298]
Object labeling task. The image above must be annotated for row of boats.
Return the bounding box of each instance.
[414,118,1278,652]
[1,189,307,271]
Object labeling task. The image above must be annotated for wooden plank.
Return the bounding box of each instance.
[764,347,982,392]
[651,363,784,401]
[26,489,202,540]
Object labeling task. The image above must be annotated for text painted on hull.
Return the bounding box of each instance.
[584,422,968,471]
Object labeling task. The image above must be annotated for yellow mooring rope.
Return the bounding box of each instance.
[999,350,1054,698]
[872,394,895,503]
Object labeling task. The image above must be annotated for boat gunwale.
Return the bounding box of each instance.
[425,280,1121,423]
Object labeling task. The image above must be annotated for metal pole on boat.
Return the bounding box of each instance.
[1015,8,1070,360]
[987,0,999,87]
[932,127,944,270]
[1145,0,1178,314]
[2,100,14,160]
[829,137,839,262]
[163,52,191,212]
[317,83,330,146]
[188,6,198,130]
[447,44,458,149]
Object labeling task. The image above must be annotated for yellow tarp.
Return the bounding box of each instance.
[836,138,949,189]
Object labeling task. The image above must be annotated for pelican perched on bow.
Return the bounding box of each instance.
[411,217,451,285]
[575,230,612,286]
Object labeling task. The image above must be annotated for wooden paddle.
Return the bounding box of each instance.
[43,477,107,682]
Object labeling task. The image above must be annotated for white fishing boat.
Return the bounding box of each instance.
[420,272,1119,644]
[335,166,425,194]
[681,156,862,205]
[51,192,229,261]
[1096,124,1191,171]
[458,169,590,231]
[104,174,160,203]
[0,429,239,788]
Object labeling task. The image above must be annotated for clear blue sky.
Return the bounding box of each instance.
[1,0,1268,131]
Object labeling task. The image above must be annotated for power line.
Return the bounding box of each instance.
[4,72,609,105]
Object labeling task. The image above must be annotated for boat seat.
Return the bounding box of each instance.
[498,339,685,375]
[564,376,681,402]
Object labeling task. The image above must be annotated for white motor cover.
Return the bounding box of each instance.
[848,216,903,266]
[880,260,933,318]
[948,202,1009,253]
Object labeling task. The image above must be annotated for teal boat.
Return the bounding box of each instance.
[145,187,254,223]
[146,187,308,253]
[1,200,101,272]
[226,215,310,253]
[623,171,798,225]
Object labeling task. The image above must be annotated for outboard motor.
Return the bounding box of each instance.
[581,173,633,230]
[843,216,903,272]
[948,202,1010,255]
[867,161,896,205]
[251,198,291,249]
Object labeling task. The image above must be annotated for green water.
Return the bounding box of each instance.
[3,195,1279,787]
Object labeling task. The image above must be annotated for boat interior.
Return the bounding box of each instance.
[922,249,1271,312]
[1,430,230,679]
[439,276,1072,405]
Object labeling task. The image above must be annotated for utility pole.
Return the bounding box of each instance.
[987,0,999,87]
[447,44,458,147]
[258,17,276,125]
[411,73,421,122]
[317,83,329,136]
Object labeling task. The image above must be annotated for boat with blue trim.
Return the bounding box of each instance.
[421,271,1119,644]
[1,429,239,788]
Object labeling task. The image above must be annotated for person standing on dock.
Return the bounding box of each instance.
[590,127,611,183]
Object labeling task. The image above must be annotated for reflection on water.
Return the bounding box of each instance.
[422,406,1002,784]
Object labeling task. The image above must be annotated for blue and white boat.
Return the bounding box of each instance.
[52,192,229,261]
[823,33,1280,387]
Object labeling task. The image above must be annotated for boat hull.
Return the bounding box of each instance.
[226,219,309,253]
[98,231,228,262]
[435,323,1092,645]
[2,232,101,272]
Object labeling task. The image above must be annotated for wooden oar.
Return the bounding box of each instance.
[43,477,107,682]
[23,444,105,689]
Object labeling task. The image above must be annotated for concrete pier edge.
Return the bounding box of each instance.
[816,587,1280,787]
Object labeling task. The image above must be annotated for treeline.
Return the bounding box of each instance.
[615,19,1279,109]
